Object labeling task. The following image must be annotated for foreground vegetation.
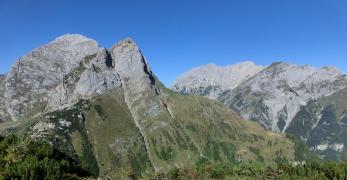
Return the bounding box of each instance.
[1,135,347,179]
[0,135,92,179]
[143,161,347,179]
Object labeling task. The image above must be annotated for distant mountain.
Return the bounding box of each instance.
[172,61,264,99]
[173,61,347,161]
[0,35,310,177]
[219,62,347,132]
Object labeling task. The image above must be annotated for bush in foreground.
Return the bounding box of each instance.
[0,135,91,179]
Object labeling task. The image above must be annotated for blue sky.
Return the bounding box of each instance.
[1,0,346,86]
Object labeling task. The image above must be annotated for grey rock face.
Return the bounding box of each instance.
[0,75,9,122]
[219,62,347,132]
[3,34,101,121]
[172,61,264,99]
[48,48,122,110]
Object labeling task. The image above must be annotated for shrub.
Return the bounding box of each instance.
[0,135,92,179]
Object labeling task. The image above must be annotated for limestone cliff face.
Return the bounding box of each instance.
[2,34,101,121]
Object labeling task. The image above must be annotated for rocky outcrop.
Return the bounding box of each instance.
[3,34,101,121]
[172,61,264,99]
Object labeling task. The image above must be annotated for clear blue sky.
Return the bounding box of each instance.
[1,0,347,86]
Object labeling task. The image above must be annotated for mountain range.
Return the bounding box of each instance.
[0,34,316,178]
[173,61,347,161]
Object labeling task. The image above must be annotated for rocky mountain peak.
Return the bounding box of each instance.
[110,37,153,71]
[110,37,155,84]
